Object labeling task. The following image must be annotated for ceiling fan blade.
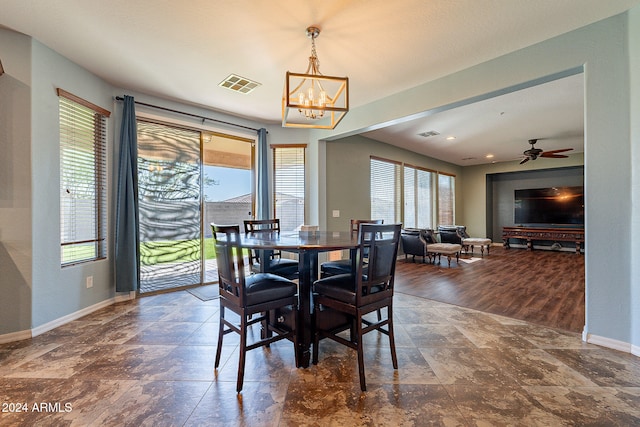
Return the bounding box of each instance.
[541,154,569,159]
[542,148,573,155]
[519,157,530,165]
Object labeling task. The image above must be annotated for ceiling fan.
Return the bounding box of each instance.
[520,139,573,164]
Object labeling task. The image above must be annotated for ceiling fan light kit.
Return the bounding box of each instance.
[520,138,573,165]
[282,26,349,129]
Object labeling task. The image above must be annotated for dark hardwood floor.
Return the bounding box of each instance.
[394,246,585,332]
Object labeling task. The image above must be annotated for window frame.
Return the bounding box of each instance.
[437,171,456,226]
[58,88,110,267]
[370,156,403,224]
[369,155,455,229]
[272,144,306,232]
[403,163,436,229]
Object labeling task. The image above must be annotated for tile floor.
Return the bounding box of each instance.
[1,290,639,426]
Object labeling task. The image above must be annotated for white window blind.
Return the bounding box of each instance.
[370,157,401,224]
[438,173,455,225]
[58,89,109,266]
[404,165,434,229]
[273,145,305,232]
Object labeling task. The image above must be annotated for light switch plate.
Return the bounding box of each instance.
[332,210,340,218]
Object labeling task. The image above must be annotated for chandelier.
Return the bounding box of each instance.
[282,26,349,129]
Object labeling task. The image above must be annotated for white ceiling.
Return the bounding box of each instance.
[2,0,638,165]
[362,72,586,165]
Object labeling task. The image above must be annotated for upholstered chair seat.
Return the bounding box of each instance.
[243,273,298,305]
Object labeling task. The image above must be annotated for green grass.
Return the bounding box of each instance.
[140,238,217,265]
[64,238,225,266]
[62,244,97,264]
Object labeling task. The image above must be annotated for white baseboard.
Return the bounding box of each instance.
[583,331,633,353]
[632,344,640,357]
[0,329,32,344]
[0,292,136,343]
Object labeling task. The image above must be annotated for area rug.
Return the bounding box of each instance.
[459,257,483,264]
[187,285,219,301]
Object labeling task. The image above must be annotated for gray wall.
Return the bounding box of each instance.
[1,8,638,352]
[30,39,116,328]
[489,166,584,241]
[461,153,585,239]
[0,29,32,335]
[325,135,462,231]
[316,12,636,347]
[630,4,640,356]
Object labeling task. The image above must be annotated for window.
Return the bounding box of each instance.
[438,172,455,225]
[404,165,434,229]
[370,157,402,223]
[370,156,455,229]
[58,89,110,266]
[273,145,305,232]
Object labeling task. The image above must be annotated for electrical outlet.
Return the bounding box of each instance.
[332,210,340,218]
[86,276,93,288]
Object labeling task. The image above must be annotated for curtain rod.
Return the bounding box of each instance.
[115,96,263,133]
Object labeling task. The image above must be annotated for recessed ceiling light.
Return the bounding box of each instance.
[486,154,494,158]
[446,136,456,140]
[219,74,261,94]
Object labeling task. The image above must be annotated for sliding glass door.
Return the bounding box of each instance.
[202,132,254,282]
[136,121,255,293]
[137,121,202,293]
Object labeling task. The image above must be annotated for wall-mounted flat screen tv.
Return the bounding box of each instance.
[514,186,584,225]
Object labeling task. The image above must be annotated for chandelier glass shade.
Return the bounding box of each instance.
[282,27,349,129]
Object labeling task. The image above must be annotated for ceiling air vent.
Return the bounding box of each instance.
[418,130,440,138]
[219,74,261,94]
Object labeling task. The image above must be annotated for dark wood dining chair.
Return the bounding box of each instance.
[212,224,298,393]
[312,223,402,391]
[319,219,383,278]
[243,219,299,279]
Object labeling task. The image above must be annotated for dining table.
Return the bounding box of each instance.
[239,230,359,368]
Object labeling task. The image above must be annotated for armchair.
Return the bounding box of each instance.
[438,225,492,256]
[400,228,437,263]
[437,225,468,244]
[401,228,462,267]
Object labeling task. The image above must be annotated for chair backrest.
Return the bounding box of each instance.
[437,225,468,243]
[244,219,282,234]
[212,224,246,306]
[351,219,383,258]
[350,218,383,234]
[243,219,283,267]
[355,223,402,305]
